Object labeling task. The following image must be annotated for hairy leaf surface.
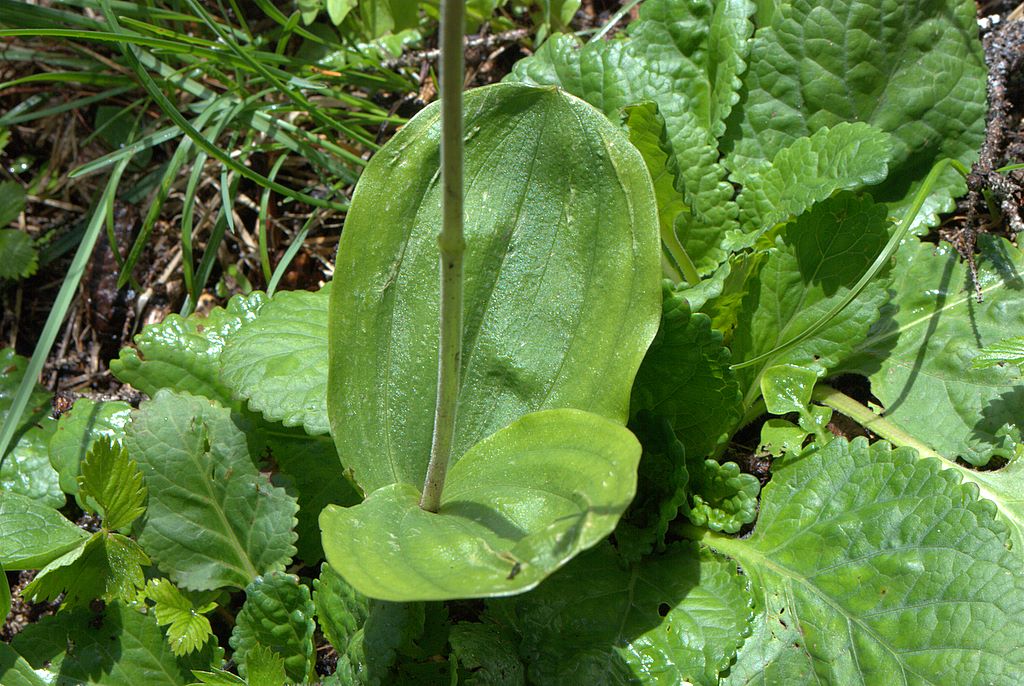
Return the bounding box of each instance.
[328,83,660,493]
[321,409,640,601]
[710,438,1024,684]
[126,391,297,590]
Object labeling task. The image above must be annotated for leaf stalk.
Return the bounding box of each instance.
[420,0,466,513]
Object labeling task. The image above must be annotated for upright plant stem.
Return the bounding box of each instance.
[420,0,466,513]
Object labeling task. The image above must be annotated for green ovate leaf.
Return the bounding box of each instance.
[230,572,316,684]
[221,286,330,435]
[24,530,148,606]
[509,0,754,273]
[328,83,660,493]
[0,490,87,569]
[449,623,525,686]
[77,438,146,531]
[111,292,267,406]
[48,398,131,500]
[733,122,893,238]
[688,460,759,534]
[731,192,890,407]
[711,438,1024,685]
[314,563,369,656]
[844,235,1024,465]
[0,348,62,507]
[760,364,818,416]
[759,418,807,457]
[125,390,298,590]
[145,578,216,657]
[321,409,641,601]
[491,542,752,685]
[0,230,37,280]
[973,335,1024,369]
[12,601,220,685]
[0,643,48,686]
[631,286,742,459]
[722,0,986,231]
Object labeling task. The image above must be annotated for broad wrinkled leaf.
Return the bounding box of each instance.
[491,542,752,686]
[77,438,146,531]
[0,490,87,569]
[0,643,48,686]
[630,287,741,459]
[731,192,890,407]
[687,460,759,534]
[314,563,369,655]
[722,0,986,231]
[449,623,525,686]
[0,348,61,507]
[709,438,1024,684]
[221,286,330,435]
[230,572,316,684]
[844,235,1024,465]
[949,455,1024,554]
[125,391,298,590]
[328,83,659,492]
[111,292,266,406]
[48,398,131,499]
[321,409,640,601]
[733,122,893,237]
[12,601,220,686]
[145,579,215,656]
[24,530,148,606]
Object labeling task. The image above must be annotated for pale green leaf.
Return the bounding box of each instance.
[221,286,330,435]
[188,669,247,685]
[321,409,640,601]
[326,0,357,25]
[760,364,818,416]
[709,438,1024,684]
[722,0,986,232]
[758,418,807,457]
[733,122,893,237]
[12,600,221,685]
[0,229,37,280]
[244,645,287,686]
[688,460,759,534]
[491,542,752,686]
[449,623,525,686]
[125,390,298,590]
[111,292,267,406]
[0,643,48,686]
[77,438,146,530]
[24,531,148,606]
[844,235,1024,465]
[973,335,1024,369]
[229,572,316,684]
[145,579,215,656]
[329,83,659,493]
[731,192,891,407]
[48,398,131,499]
[0,489,88,569]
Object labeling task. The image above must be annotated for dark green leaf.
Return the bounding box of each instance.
[24,531,148,606]
[48,398,131,500]
[314,563,369,655]
[0,229,37,280]
[0,490,87,569]
[449,623,525,686]
[230,572,316,684]
[0,643,48,686]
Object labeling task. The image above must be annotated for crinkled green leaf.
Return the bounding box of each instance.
[329,83,659,494]
[78,438,146,530]
[230,572,315,684]
[449,623,525,686]
[321,409,640,601]
[125,390,298,591]
[145,578,215,656]
[111,292,266,405]
[0,229,37,280]
[221,286,330,435]
[722,0,986,232]
[491,542,752,686]
[731,192,890,406]
[733,122,893,237]
[12,600,221,686]
[844,235,1024,465]
[0,643,48,686]
[973,335,1024,369]
[244,644,287,686]
[24,530,148,606]
[946,453,1024,555]
[0,489,87,569]
[688,460,759,534]
[631,286,742,459]
[264,427,361,564]
[760,364,818,416]
[48,398,131,500]
[314,563,369,655]
[709,437,1024,684]
[0,348,62,508]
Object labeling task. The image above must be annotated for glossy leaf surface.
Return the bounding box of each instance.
[328,82,659,492]
[48,398,131,499]
[321,409,641,601]
[0,490,87,569]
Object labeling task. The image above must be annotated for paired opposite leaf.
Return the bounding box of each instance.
[321,409,641,601]
[328,82,660,493]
